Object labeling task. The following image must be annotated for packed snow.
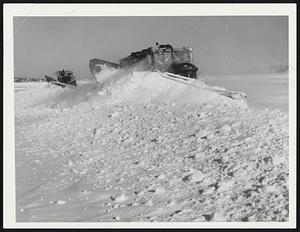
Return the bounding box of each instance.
[15,71,288,222]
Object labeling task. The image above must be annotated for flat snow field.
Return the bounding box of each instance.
[14,73,288,222]
[202,73,289,113]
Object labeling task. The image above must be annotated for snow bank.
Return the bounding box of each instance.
[43,71,248,109]
[101,72,246,108]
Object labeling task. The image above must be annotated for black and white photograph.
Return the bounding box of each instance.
[3,3,297,228]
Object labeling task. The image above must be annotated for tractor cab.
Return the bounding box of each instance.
[119,43,198,78]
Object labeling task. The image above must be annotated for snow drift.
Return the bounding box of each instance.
[44,70,248,109]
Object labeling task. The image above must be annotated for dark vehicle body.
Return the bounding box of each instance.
[119,44,198,78]
[55,70,77,86]
[89,43,199,79]
[45,69,77,88]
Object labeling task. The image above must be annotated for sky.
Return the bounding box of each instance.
[14,16,288,79]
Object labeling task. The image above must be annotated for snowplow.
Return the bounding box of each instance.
[89,42,199,79]
[89,43,247,100]
[45,69,77,88]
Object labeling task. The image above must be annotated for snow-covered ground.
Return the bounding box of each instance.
[202,73,289,112]
[14,71,288,222]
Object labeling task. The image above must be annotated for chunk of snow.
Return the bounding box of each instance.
[55,200,66,205]
[202,187,216,195]
[189,170,205,183]
[114,193,127,202]
[221,124,232,133]
[217,180,235,192]
[155,187,166,194]
[212,211,227,221]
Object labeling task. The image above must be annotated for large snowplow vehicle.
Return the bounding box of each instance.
[89,42,199,79]
[89,43,247,100]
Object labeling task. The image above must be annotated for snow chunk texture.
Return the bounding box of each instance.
[14,80,288,222]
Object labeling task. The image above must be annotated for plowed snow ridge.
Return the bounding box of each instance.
[45,71,248,109]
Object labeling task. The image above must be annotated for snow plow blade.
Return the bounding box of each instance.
[89,58,120,77]
[156,71,247,100]
[45,75,56,83]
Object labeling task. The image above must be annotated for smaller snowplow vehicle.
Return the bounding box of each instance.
[45,69,77,88]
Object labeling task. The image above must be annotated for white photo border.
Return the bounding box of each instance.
[3,3,297,229]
